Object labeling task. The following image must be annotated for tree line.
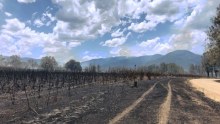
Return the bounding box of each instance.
[0,55,82,72]
[202,4,220,77]
[0,55,192,75]
[142,63,184,74]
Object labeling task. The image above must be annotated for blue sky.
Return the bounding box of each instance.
[0,0,219,63]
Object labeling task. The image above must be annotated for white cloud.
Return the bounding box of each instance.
[17,0,36,3]
[109,36,170,57]
[133,44,170,56]
[52,0,120,42]
[52,0,183,42]
[147,0,180,17]
[110,47,131,56]
[111,29,124,37]
[42,10,56,26]
[43,47,59,53]
[0,34,15,56]
[1,0,219,61]
[128,21,158,33]
[136,37,170,56]
[32,10,56,28]
[168,30,207,52]
[110,39,170,57]
[5,12,12,17]
[169,0,220,54]
[1,18,48,56]
[179,0,219,30]
[82,55,102,61]
[128,0,187,33]
[145,14,167,24]
[68,42,81,48]
[117,0,149,19]
[102,32,131,47]
[51,0,197,44]
[2,18,25,33]
[0,18,78,63]
[33,19,44,27]
[139,37,160,47]
[102,37,126,47]
[42,46,76,64]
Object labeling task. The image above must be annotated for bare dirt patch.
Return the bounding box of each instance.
[158,80,172,124]
[190,78,220,102]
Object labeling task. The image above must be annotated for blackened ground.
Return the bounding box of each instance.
[2,78,220,124]
[120,80,169,124]
[1,78,160,124]
[75,79,159,124]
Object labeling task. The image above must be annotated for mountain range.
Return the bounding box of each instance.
[0,50,202,72]
[81,50,202,72]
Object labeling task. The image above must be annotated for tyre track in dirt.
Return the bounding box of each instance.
[158,80,172,124]
[108,82,158,124]
[110,79,170,124]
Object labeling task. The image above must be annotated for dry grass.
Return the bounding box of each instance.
[189,78,220,102]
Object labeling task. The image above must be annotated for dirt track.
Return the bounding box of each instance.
[1,78,220,124]
[158,80,171,124]
[190,78,220,102]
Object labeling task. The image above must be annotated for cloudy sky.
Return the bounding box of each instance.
[0,0,219,63]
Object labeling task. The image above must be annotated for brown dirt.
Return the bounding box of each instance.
[158,80,172,124]
[190,78,220,102]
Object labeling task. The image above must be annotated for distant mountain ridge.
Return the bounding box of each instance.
[0,56,41,64]
[1,50,202,72]
[81,50,202,72]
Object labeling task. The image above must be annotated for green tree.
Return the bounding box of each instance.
[40,56,58,71]
[9,55,22,68]
[189,64,196,75]
[96,65,101,72]
[160,63,167,73]
[147,63,184,74]
[64,59,82,72]
[202,52,211,77]
[207,4,220,66]
[0,55,5,67]
[88,64,97,72]
[27,59,39,69]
